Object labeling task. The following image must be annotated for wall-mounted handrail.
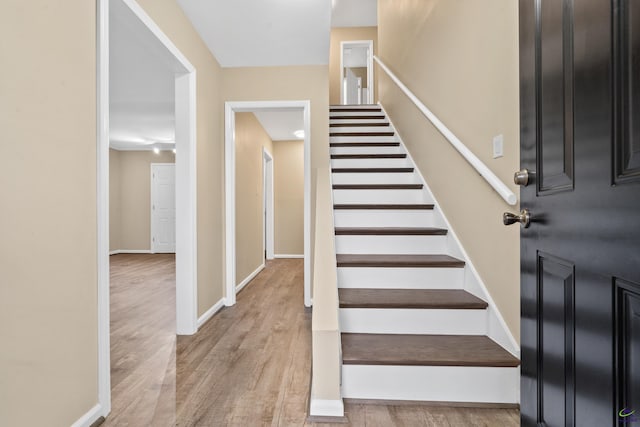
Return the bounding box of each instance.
[373,56,518,206]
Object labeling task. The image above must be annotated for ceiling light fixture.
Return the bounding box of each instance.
[293,129,305,139]
[153,147,160,154]
[172,148,177,154]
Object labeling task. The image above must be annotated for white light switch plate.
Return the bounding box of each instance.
[493,134,504,159]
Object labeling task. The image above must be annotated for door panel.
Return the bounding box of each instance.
[151,163,176,253]
[520,0,640,425]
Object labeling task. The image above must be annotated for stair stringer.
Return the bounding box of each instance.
[379,104,520,360]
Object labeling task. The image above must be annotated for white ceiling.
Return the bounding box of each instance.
[109,0,177,151]
[176,0,332,67]
[253,110,305,142]
[331,0,377,28]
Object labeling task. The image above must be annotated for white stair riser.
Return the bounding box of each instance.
[330,107,381,112]
[332,189,429,204]
[339,308,487,334]
[334,210,438,228]
[331,158,410,169]
[330,136,397,143]
[332,172,418,185]
[330,146,403,156]
[338,267,464,289]
[330,126,394,134]
[330,118,389,125]
[341,365,520,404]
[335,235,447,254]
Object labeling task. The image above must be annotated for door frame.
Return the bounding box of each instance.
[263,148,274,261]
[340,40,374,104]
[97,0,197,419]
[150,163,176,253]
[224,101,311,307]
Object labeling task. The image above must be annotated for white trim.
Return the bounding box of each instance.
[109,249,152,255]
[224,101,312,308]
[70,403,103,427]
[380,104,520,357]
[374,56,517,206]
[197,298,225,328]
[262,148,274,261]
[97,0,198,420]
[340,40,374,105]
[274,254,304,259]
[309,399,345,418]
[235,263,265,294]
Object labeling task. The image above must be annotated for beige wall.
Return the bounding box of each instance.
[329,27,378,105]
[378,0,520,341]
[136,0,225,317]
[110,150,175,252]
[235,113,274,283]
[222,65,330,294]
[110,149,122,251]
[1,0,225,425]
[274,140,304,255]
[0,1,98,425]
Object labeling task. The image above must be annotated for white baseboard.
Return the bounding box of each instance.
[309,398,345,417]
[274,254,304,259]
[236,263,265,293]
[70,403,103,427]
[109,249,152,255]
[197,298,225,328]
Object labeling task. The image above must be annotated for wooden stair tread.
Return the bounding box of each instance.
[332,168,414,173]
[330,154,407,159]
[333,184,423,190]
[334,204,434,210]
[341,334,520,367]
[336,254,465,268]
[331,132,395,137]
[330,115,385,120]
[335,227,447,236]
[338,289,488,309]
[330,142,400,147]
[330,122,390,127]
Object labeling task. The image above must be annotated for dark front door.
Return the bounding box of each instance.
[519,1,640,426]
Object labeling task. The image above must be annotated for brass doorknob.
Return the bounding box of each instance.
[514,169,530,186]
[503,209,531,228]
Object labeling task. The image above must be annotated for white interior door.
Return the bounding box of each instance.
[345,69,359,105]
[151,163,176,253]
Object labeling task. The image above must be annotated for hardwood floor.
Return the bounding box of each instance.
[105,256,519,426]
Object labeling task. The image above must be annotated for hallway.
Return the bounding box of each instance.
[107,257,519,426]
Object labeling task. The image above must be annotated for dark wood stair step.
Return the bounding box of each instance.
[331,154,407,159]
[331,132,395,137]
[330,142,400,147]
[332,184,423,190]
[336,254,465,268]
[330,122,390,127]
[338,289,487,309]
[330,107,382,113]
[341,334,520,367]
[335,227,446,236]
[330,115,385,120]
[332,168,414,173]
[334,204,434,210]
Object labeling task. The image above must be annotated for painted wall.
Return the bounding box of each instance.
[329,27,378,105]
[378,0,521,340]
[222,65,330,295]
[136,0,225,317]
[1,0,225,425]
[274,140,304,256]
[109,149,175,252]
[0,1,98,425]
[234,112,274,284]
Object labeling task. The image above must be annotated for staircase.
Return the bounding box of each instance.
[329,104,520,404]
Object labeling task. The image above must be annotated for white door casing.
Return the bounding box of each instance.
[340,40,374,105]
[263,149,274,261]
[151,163,176,253]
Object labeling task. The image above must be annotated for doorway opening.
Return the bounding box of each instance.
[97,0,197,419]
[340,40,374,105]
[225,101,311,307]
